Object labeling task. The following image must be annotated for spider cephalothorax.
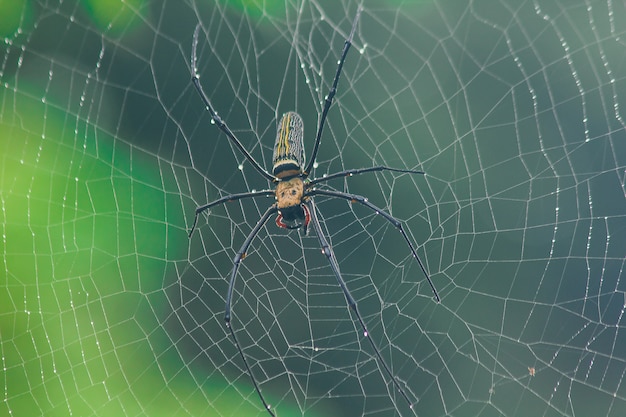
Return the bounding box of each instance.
[189,8,439,416]
[274,176,310,230]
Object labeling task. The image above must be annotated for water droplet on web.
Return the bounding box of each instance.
[313,161,319,169]
[238,164,243,171]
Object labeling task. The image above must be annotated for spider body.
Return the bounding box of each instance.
[272,111,311,230]
[190,9,439,416]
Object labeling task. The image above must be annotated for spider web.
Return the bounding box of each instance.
[1,0,625,416]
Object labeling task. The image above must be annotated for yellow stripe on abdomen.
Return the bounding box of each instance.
[272,112,304,178]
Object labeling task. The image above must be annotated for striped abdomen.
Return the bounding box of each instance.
[272,112,305,179]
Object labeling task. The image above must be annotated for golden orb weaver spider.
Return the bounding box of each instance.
[189,8,440,416]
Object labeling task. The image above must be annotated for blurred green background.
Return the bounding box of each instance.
[1,1,625,416]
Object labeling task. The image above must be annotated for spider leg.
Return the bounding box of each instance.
[303,7,362,176]
[224,204,279,417]
[192,24,276,183]
[189,190,275,237]
[308,166,424,187]
[307,189,440,302]
[304,199,416,410]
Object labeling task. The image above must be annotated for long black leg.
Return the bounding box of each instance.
[304,199,416,410]
[308,166,424,187]
[303,7,362,176]
[224,204,279,416]
[307,189,440,302]
[192,24,276,182]
[189,190,275,237]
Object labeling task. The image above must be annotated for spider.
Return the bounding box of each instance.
[189,8,439,416]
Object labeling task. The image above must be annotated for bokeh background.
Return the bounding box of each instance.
[1,1,625,416]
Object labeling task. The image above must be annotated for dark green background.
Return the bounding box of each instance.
[1,1,625,416]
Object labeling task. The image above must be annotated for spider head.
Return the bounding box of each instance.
[275,204,310,230]
[275,177,310,230]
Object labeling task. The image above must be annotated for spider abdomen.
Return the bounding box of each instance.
[272,112,305,178]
